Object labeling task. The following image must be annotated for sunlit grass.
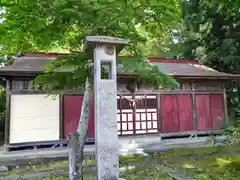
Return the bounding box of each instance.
[168,154,240,180]
[120,165,136,172]
[152,145,228,159]
[182,163,195,169]
[215,157,233,167]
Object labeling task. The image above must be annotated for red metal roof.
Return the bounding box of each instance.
[23,52,199,64]
[0,52,239,80]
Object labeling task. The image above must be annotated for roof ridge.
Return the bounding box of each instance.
[21,52,199,64]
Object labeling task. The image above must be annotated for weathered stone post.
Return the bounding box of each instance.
[84,36,129,180]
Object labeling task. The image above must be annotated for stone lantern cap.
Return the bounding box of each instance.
[84,36,129,55]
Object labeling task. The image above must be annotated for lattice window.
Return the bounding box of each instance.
[117,94,158,135]
[181,83,193,91]
[192,83,223,92]
[117,95,134,135]
[135,95,158,134]
[11,80,31,91]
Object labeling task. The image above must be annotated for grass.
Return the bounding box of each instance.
[167,155,240,180]
[26,164,171,180]
[0,155,145,176]
[0,160,69,176]
[151,145,235,159]
[121,164,172,180]
[2,145,240,179]
[28,175,95,180]
[160,145,240,180]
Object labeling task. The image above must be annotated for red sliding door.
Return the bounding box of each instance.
[160,94,194,133]
[63,95,94,138]
[178,94,194,131]
[195,94,225,131]
[210,95,225,129]
[195,95,212,130]
[160,95,179,133]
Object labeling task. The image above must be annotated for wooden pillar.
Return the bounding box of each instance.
[223,88,229,123]
[4,80,10,152]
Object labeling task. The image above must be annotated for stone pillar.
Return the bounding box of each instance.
[84,36,129,180]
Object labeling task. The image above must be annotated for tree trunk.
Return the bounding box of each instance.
[69,132,80,180]
[69,78,92,180]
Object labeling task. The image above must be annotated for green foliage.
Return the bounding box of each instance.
[181,0,240,120]
[33,53,179,93]
[0,0,180,54]
[224,117,240,145]
[118,56,179,89]
[0,53,13,123]
[226,126,240,145]
[33,52,92,93]
[0,0,181,92]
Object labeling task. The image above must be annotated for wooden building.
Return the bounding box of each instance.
[0,52,239,151]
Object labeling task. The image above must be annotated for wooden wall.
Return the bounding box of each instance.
[62,93,226,137]
[160,93,225,133]
[5,78,227,144]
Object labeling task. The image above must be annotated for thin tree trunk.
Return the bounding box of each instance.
[69,132,80,180]
[69,78,92,180]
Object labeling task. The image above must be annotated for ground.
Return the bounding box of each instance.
[1,145,240,179]
[153,145,240,180]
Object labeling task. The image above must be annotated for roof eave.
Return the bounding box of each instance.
[173,75,240,80]
[0,70,240,81]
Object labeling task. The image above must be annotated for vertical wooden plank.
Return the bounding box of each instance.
[132,94,136,135]
[210,94,224,129]
[192,93,197,130]
[223,90,229,123]
[195,95,211,130]
[4,80,11,150]
[157,93,161,132]
[59,95,64,139]
[117,96,122,135]
[87,97,95,137]
[177,94,194,131]
[160,95,178,133]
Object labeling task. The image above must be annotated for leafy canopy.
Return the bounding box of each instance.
[0,0,180,53]
[34,53,179,93]
[0,0,181,91]
[181,0,240,119]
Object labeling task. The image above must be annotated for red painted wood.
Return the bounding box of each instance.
[87,98,95,137]
[25,52,199,65]
[177,95,194,131]
[63,95,94,138]
[195,95,211,130]
[160,95,179,133]
[148,58,199,64]
[210,95,224,129]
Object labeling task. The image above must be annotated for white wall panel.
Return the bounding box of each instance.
[9,94,59,144]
